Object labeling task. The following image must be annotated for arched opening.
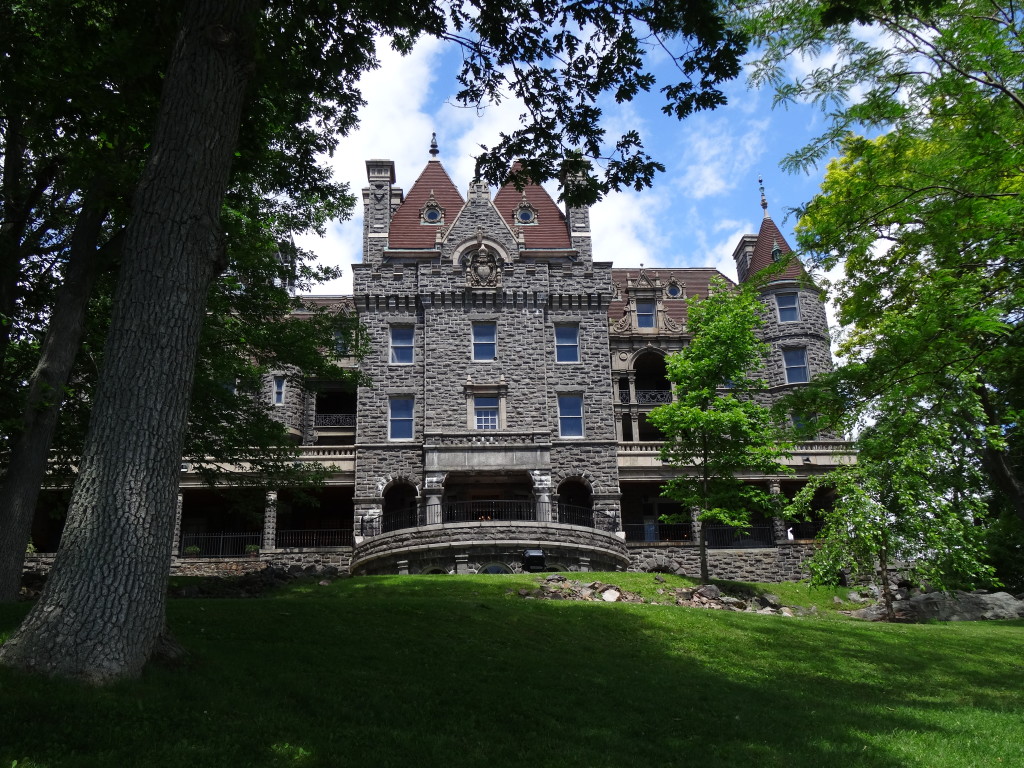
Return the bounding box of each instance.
[633,351,670,400]
[477,563,513,574]
[557,479,593,527]
[382,482,418,532]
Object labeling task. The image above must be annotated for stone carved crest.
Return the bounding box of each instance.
[466,246,502,287]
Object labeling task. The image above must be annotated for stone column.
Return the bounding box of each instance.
[690,506,701,545]
[424,472,445,525]
[769,480,787,542]
[455,553,469,574]
[627,372,637,404]
[171,492,183,558]
[263,490,278,550]
[532,470,552,522]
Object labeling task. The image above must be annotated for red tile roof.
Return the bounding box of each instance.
[387,160,465,249]
[745,215,805,282]
[493,167,571,249]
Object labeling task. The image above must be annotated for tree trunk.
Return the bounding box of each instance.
[977,383,1024,526]
[0,183,110,602]
[0,0,257,682]
[878,537,895,622]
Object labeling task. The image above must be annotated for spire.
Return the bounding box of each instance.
[429,132,439,158]
[759,175,769,219]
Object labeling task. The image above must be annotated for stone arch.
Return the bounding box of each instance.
[552,468,598,494]
[376,474,422,498]
[631,348,671,393]
[381,478,419,533]
[451,235,511,267]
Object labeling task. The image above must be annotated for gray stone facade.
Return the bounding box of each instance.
[28,155,852,586]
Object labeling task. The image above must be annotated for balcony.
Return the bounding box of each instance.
[378,500,595,534]
[619,389,672,405]
[314,412,356,428]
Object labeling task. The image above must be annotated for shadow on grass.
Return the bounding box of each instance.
[1,581,1022,768]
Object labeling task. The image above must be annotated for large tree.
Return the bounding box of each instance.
[647,278,791,583]
[737,1,1024,533]
[0,1,361,602]
[0,0,746,681]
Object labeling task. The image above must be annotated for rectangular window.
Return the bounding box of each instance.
[555,324,580,363]
[777,293,800,322]
[783,348,809,384]
[390,326,414,364]
[636,300,655,328]
[557,394,584,437]
[472,322,496,361]
[389,396,414,440]
[474,396,500,430]
[273,376,286,406]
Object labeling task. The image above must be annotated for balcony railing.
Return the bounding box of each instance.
[623,523,782,548]
[703,524,776,549]
[276,528,354,548]
[377,500,597,534]
[623,523,693,542]
[619,390,672,405]
[314,413,356,427]
[178,531,261,558]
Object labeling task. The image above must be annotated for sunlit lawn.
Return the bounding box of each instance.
[1,572,1021,768]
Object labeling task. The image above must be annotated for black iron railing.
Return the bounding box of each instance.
[556,503,594,527]
[786,521,825,540]
[178,531,261,558]
[376,500,599,533]
[314,413,356,427]
[623,523,694,542]
[275,528,353,548]
[703,524,776,549]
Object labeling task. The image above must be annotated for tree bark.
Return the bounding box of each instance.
[977,383,1024,526]
[0,182,111,602]
[0,0,258,682]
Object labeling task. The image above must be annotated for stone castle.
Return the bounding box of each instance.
[29,149,853,581]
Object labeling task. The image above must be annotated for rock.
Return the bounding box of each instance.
[852,590,1024,622]
[721,596,747,610]
[545,574,567,583]
[654,575,666,583]
[696,584,721,600]
[602,589,621,602]
[756,593,781,609]
[833,596,844,604]
[780,607,794,617]
[318,579,331,586]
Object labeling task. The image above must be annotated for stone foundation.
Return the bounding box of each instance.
[627,541,816,582]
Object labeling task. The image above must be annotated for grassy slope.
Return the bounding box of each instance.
[0,573,1021,768]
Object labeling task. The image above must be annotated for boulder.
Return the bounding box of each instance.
[851,590,1024,622]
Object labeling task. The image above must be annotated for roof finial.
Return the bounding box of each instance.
[429,132,439,158]
[759,175,769,218]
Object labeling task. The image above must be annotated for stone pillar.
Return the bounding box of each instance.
[263,490,278,550]
[627,372,637,404]
[690,506,701,544]
[614,411,624,442]
[397,559,409,575]
[171,492,183,558]
[353,499,381,542]
[532,470,552,522]
[455,553,469,574]
[579,556,591,573]
[769,481,787,542]
[424,472,445,525]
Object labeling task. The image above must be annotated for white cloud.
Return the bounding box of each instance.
[675,118,769,199]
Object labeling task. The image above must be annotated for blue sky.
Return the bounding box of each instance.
[295,35,834,295]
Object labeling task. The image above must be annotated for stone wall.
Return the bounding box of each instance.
[351,520,629,574]
[627,541,815,582]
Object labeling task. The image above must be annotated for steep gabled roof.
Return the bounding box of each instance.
[493,165,571,249]
[388,160,465,249]
[744,213,805,282]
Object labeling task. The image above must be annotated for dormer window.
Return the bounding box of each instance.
[513,197,538,225]
[636,300,656,328]
[771,239,783,262]
[420,191,445,225]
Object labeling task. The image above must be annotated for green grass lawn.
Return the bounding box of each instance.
[1,572,1022,768]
